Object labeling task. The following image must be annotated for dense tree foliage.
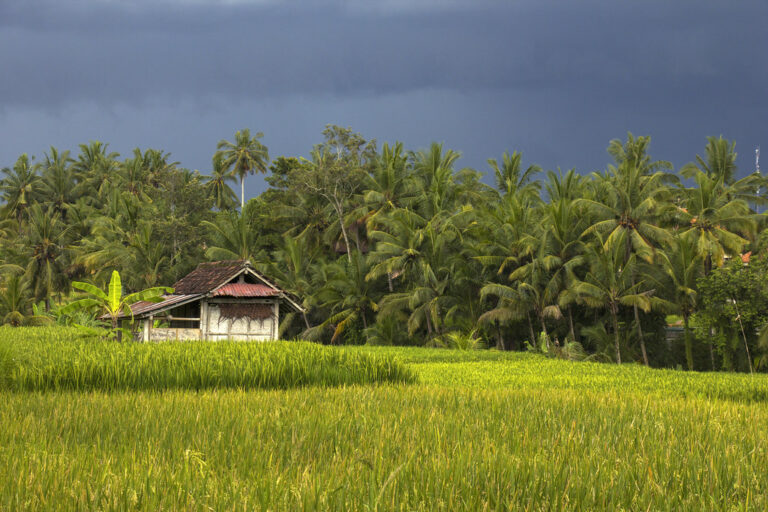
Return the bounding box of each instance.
[1,127,766,371]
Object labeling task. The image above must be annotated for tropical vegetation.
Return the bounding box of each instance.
[1,129,766,371]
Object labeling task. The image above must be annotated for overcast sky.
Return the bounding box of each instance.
[1,0,767,197]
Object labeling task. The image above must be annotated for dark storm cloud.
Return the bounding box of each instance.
[1,0,767,189]
[2,0,766,108]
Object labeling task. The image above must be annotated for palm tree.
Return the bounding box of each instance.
[310,251,379,344]
[0,274,35,326]
[577,134,673,364]
[215,129,269,209]
[411,143,476,218]
[1,154,40,227]
[487,151,541,202]
[572,235,654,364]
[681,136,737,184]
[649,235,702,370]
[205,153,238,211]
[260,233,321,332]
[23,204,70,310]
[357,142,417,229]
[681,136,764,207]
[38,147,76,218]
[675,170,755,275]
[201,210,263,262]
[72,141,120,204]
[372,208,467,340]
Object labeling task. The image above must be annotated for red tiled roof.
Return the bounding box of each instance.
[742,251,752,263]
[212,283,280,298]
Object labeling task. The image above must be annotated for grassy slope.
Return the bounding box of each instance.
[2,334,768,510]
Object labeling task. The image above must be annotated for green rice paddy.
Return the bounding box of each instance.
[1,327,767,510]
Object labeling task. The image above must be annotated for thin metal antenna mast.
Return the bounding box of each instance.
[757,147,761,213]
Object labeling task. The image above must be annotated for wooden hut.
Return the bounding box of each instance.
[125,260,303,341]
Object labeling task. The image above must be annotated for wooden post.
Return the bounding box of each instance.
[272,301,279,340]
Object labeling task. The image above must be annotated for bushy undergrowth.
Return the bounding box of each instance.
[0,327,415,391]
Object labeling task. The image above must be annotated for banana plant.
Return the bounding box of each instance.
[61,270,172,340]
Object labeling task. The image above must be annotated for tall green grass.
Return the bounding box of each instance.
[0,327,415,391]
[1,387,767,511]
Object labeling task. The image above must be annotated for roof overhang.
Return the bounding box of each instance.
[112,294,204,320]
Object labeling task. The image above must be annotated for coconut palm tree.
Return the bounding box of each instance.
[38,147,77,218]
[487,151,541,202]
[215,129,269,209]
[23,204,70,310]
[649,235,702,370]
[309,251,379,344]
[260,233,321,332]
[577,134,673,364]
[201,210,264,262]
[572,234,654,364]
[72,141,120,204]
[1,154,40,227]
[681,136,764,207]
[0,274,35,326]
[205,153,238,211]
[357,142,417,229]
[675,170,755,275]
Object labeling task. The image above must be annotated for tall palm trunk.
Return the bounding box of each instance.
[567,305,576,342]
[526,311,536,348]
[634,302,649,366]
[683,312,694,371]
[611,305,621,364]
[240,175,245,209]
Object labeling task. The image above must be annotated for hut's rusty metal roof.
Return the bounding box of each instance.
[212,283,280,297]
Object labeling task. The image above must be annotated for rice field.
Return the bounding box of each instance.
[0,327,414,391]
[2,327,768,510]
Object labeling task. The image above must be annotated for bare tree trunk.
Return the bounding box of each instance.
[302,311,311,330]
[496,321,504,350]
[387,272,393,292]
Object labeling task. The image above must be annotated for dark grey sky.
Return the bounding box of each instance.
[1,0,767,197]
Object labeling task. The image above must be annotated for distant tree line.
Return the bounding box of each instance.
[2,125,767,371]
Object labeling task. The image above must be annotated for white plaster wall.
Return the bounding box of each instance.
[205,300,276,341]
[150,328,201,341]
